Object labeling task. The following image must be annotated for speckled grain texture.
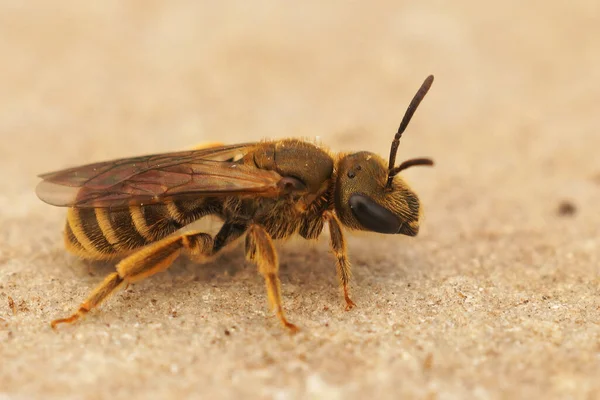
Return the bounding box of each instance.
[1,2,599,399]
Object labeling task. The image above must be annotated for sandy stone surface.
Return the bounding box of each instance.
[1,2,599,399]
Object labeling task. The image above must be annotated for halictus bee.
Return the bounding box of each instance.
[37,76,435,331]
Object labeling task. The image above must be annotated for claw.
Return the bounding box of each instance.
[344,287,356,311]
[50,313,81,329]
[344,299,356,311]
[283,320,300,333]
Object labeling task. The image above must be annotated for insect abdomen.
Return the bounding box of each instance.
[64,198,221,260]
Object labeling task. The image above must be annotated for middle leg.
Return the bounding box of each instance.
[245,224,298,332]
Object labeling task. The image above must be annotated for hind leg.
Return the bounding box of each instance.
[192,142,224,150]
[51,231,213,328]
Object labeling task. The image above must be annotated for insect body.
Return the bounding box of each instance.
[37,76,435,331]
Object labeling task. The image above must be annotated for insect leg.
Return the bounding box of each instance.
[51,231,213,328]
[213,222,247,254]
[192,142,225,150]
[325,212,356,311]
[245,225,298,332]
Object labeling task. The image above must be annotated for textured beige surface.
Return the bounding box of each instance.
[1,2,599,399]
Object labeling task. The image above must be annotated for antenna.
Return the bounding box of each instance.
[386,75,434,188]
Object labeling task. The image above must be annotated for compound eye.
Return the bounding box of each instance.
[348,193,401,234]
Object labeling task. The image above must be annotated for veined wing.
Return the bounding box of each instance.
[36,143,284,208]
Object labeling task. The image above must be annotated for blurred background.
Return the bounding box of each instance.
[1,1,598,234]
[1,1,599,398]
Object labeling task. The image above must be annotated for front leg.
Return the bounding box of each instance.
[246,225,298,332]
[325,212,356,311]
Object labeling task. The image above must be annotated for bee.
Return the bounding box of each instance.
[37,76,435,332]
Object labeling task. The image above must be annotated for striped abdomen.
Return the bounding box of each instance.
[64,198,222,260]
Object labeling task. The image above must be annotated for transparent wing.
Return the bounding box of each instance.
[36,143,284,208]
